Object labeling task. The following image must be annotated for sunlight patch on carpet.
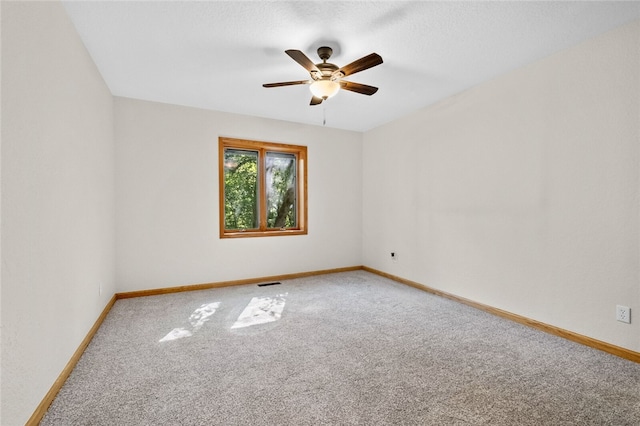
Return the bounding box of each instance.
[231,294,287,329]
[189,302,220,330]
[159,302,221,342]
[159,327,193,342]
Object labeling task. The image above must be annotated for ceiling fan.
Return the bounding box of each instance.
[263,46,383,106]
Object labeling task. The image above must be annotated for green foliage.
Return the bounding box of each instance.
[224,150,258,230]
[266,153,296,228]
[224,149,297,231]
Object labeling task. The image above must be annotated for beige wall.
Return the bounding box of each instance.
[363,20,640,352]
[114,97,363,292]
[1,1,116,424]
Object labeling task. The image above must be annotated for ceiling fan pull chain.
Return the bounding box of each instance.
[323,106,326,126]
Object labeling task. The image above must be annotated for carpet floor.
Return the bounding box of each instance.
[41,270,640,425]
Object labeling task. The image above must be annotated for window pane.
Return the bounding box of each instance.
[265,151,297,229]
[224,149,259,230]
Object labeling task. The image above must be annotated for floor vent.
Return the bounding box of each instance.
[257,282,282,287]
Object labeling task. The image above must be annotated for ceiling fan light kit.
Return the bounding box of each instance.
[309,79,340,100]
[263,46,383,106]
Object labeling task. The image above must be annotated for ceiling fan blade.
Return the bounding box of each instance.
[286,50,321,74]
[310,96,323,106]
[334,53,383,77]
[339,81,379,96]
[263,80,311,88]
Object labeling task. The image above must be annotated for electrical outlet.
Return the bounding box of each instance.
[616,305,631,324]
[391,252,397,262]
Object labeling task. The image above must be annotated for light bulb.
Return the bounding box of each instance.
[309,80,340,99]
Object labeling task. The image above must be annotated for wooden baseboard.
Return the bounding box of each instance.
[363,266,640,364]
[115,265,362,299]
[26,294,117,426]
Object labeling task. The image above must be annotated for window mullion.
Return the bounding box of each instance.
[258,148,267,231]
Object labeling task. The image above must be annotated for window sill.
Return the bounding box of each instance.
[220,229,307,239]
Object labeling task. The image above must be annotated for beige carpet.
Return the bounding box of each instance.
[42,271,640,425]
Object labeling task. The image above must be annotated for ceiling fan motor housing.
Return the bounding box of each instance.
[315,47,340,80]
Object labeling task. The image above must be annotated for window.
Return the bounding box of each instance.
[219,137,307,238]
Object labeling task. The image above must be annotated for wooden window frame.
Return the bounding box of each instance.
[219,137,307,239]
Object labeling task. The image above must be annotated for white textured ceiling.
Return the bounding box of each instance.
[62,1,640,132]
